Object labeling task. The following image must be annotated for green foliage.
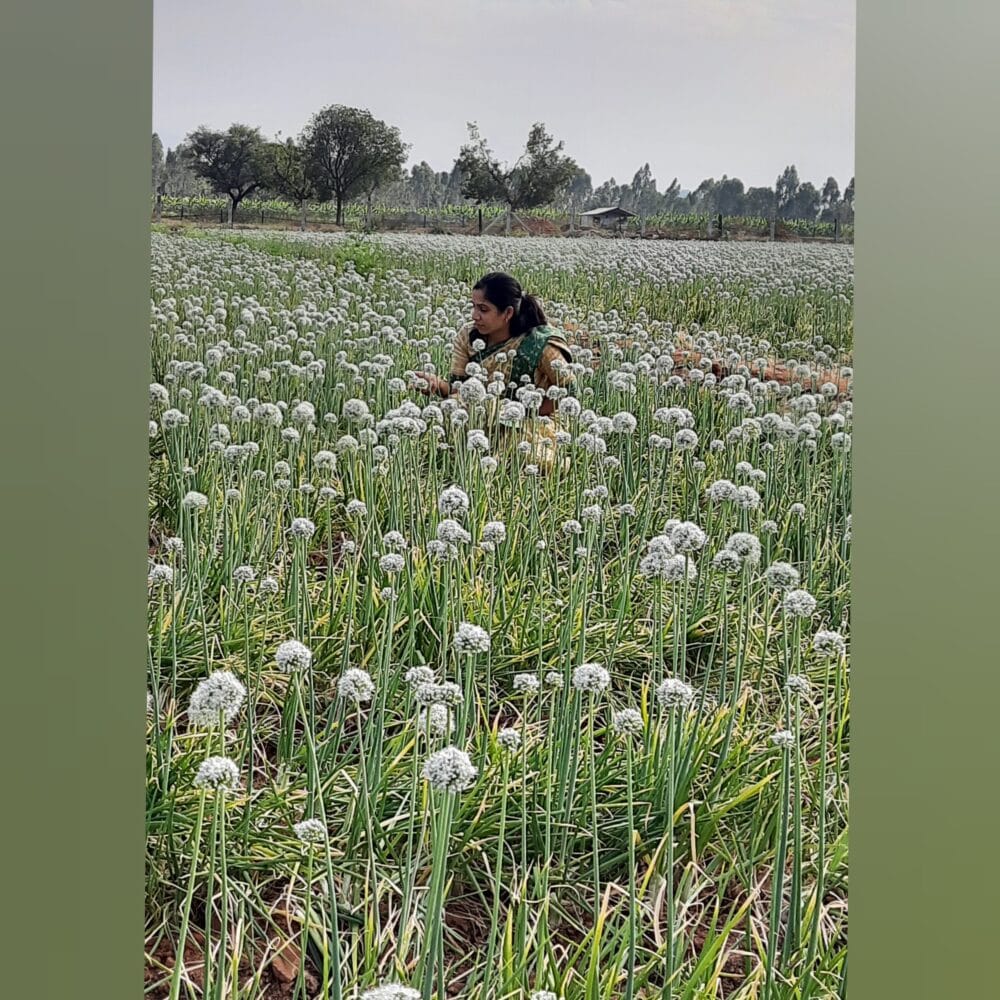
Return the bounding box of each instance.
[181,124,270,222]
[301,105,408,224]
[456,121,580,211]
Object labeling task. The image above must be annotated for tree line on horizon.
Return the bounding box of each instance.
[152,106,855,230]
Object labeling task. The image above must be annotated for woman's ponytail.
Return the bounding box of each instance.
[513,292,547,335]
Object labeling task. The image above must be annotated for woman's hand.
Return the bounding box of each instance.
[411,372,451,398]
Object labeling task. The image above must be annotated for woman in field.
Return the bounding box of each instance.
[413,271,575,412]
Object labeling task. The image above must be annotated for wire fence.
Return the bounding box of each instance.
[151,197,854,243]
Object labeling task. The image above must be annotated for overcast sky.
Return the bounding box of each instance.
[153,0,855,191]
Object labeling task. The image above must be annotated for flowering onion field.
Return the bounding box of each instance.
[146,232,851,1000]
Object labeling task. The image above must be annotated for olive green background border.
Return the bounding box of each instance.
[853,2,1000,997]
[2,2,999,998]
[1,3,152,999]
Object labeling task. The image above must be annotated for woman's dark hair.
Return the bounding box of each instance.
[473,272,547,336]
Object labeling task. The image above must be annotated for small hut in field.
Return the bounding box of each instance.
[578,206,638,230]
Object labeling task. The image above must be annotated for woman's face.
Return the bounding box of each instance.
[471,289,514,340]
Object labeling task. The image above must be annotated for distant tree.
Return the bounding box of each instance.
[455,121,579,233]
[775,164,801,220]
[301,105,408,226]
[661,177,681,213]
[629,163,660,222]
[590,177,624,209]
[789,181,821,220]
[716,175,746,216]
[563,167,593,212]
[819,176,841,222]
[744,185,776,218]
[160,144,208,197]
[361,158,407,229]
[842,176,855,222]
[182,124,269,226]
[443,163,467,204]
[687,178,716,213]
[152,133,165,196]
[263,137,319,230]
[409,161,445,208]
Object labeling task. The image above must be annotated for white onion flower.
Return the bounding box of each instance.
[437,519,471,545]
[765,561,800,590]
[706,479,738,502]
[813,630,847,658]
[726,532,762,565]
[482,520,507,544]
[418,702,454,736]
[182,491,209,512]
[345,499,368,518]
[422,746,478,793]
[414,680,464,707]
[499,400,526,426]
[148,564,174,588]
[338,668,375,703]
[275,639,312,673]
[193,755,240,792]
[497,727,522,752]
[669,521,707,553]
[188,670,247,727]
[405,665,436,687]
[289,517,316,540]
[360,984,421,1000]
[612,708,644,736]
[293,818,327,844]
[712,549,742,574]
[438,484,470,516]
[657,677,695,709]
[673,429,698,451]
[453,622,491,654]
[572,663,610,693]
[783,588,817,618]
[513,673,540,694]
[379,553,405,574]
[786,674,811,696]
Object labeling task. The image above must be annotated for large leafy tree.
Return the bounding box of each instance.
[455,122,579,232]
[263,137,319,230]
[301,105,408,226]
[182,124,268,226]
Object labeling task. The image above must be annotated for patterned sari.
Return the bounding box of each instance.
[447,322,576,469]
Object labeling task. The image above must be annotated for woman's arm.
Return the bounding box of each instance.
[414,324,473,398]
[536,343,576,416]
